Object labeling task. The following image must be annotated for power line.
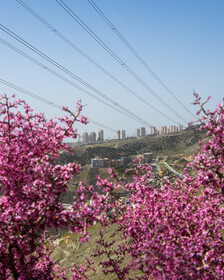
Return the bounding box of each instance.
[15,0,178,125]
[0,78,117,132]
[0,36,149,126]
[0,24,151,127]
[110,0,160,61]
[88,0,195,120]
[110,0,197,119]
[56,0,188,124]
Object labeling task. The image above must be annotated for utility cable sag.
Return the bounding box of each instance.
[88,0,195,119]
[0,24,151,126]
[0,78,117,132]
[15,0,178,125]
[56,0,188,124]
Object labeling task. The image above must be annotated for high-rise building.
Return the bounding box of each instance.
[179,124,184,131]
[117,130,126,140]
[151,126,158,135]
[137,128,140,137]
[121,130,126,140]
[117,130,121,140]
[82,132,89,143]
[140,127,146,137]
[89,132,96,142]
[169,125,177,133]
[161,126,168,134]
[97,129,104,142]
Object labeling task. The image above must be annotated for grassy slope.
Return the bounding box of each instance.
[62,125,206,166]
[51,223,142,279]
[52,125,207,278]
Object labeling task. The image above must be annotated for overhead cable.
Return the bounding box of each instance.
[0,24,151,126]
[0,37,150,127]
[88,0,195,119]
[110,0,197,121]
[0,78,117,132]
[16,0,178,125]
[56,0,188,124]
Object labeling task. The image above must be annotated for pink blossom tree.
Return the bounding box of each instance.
[0,93,223,279]
[92,95,224,279]
[0,95,113,279]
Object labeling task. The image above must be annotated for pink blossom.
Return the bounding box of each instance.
[0,94,224,279]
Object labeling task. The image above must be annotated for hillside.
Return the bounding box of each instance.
[53,125,208,278]
[51,224,141,279]
[60,125,206,166]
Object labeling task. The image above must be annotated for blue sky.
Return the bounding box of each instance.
[0,0,223,139]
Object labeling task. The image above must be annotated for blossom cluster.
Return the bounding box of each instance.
[0,95,95,279]
[0,94,223,279]
[87,95,224,279]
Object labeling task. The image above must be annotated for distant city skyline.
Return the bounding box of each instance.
[80,123,186,143]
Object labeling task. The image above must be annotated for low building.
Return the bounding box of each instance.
[138,153,153,164]
[143,153,153,163]
[102,158,111,167]
[121,157,132,165]
[91,157,103,167]
[91,157,111,167]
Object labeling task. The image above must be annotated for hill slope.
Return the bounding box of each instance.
[60,125,206,166]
